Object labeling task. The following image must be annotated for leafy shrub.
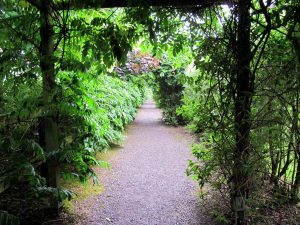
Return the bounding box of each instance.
[0,211,20,225]
[152,60,186,126]
[57,71,145,181]
[0,69,146,222]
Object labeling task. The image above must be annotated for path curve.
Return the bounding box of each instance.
[74,100,212,225]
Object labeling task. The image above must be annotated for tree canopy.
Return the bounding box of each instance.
[0,0,300,224]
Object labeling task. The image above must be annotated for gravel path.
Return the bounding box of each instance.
[73,100,213,225]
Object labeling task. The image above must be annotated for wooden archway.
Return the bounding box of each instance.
[26,1,250,224]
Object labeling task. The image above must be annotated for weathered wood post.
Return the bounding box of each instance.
[232,0,252,224]
[39,0,59,213]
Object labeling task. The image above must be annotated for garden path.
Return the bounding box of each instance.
[73,100,212,225]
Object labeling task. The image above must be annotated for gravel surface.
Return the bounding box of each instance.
[73,100,214,225]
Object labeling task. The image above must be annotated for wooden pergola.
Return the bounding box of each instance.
[28,0,232,9]
[24,1,251,224]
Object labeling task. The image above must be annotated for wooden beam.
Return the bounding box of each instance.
[26,0,42,9]
[0,110,42,126]
[55,0,232,10]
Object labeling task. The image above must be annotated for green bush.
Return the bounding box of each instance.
[57,71,145,181]
[152,60,186,126]
[0,69,146,222]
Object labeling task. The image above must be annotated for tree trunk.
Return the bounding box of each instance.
[291,93,300,201]
[39,0,59,213]
[232,0,252,224]
[290,14,300,199]
[268,101,278,184]
[292,154,300,201]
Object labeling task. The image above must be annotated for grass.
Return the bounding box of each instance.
[59,177,104,212]
[58,147,124,212]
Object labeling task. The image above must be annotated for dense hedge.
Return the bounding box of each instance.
[0,70,145,223]
[152,61,186,126]
[58,71,146,181]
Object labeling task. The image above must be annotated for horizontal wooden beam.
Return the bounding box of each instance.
[55,0,233,10]
[0,109,42,126]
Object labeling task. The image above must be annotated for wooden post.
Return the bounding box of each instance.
[232,0,252,224]
[39,0,59,213]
